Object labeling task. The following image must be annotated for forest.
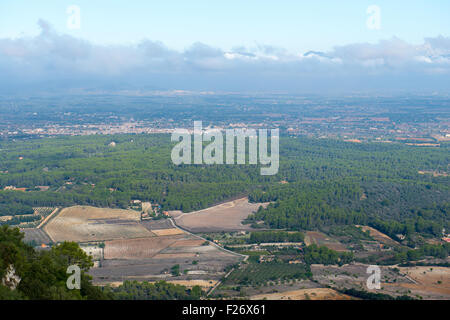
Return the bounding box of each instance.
[0,134,448,245]
[103,280,203,300]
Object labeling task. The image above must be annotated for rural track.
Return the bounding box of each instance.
[168,218,248,261]
[37,207,60,229]
[206,268,235,297]
[168,217,248,297]
[37,207,61,243]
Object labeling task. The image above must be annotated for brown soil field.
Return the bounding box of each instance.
[170,239,206,247]
[250,288,354,300]
[356,225,399,246]
[44,206,153,242]
[162,243,218,254]
[45,206,245,285]
[90,247,242,284]
[104,235,187,259]
[173,197,269,232]
[152,253,197,259]
[21,228,52,245]
[304,231,348,251]
[140,219,173,230]
[386,266,450,297]
[311,263,450,300]
[104,280,217,290]
[152,228,185,236]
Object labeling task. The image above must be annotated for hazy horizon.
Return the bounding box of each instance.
[1,1,450,93]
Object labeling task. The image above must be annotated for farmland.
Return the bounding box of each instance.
[91,246,241,285]
[20,203,449,300]
[21,228,52,245]
[304,231,348,252]
[44,206,153,242]
[250,288,354,300]
[311,263,450,300]
[385,266,450,298]
[29,205,244,285]
[172,197,269,233]
[1,131,449,300]
[14,204,244,286]
[356,225,400,247]
[0,207,57,228]
[151,228,185,236]
[103,279,220,291]
[224,263,312,286]
[104,235,187,260]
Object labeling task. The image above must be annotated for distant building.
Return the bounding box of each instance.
[259,255,275,263]
[396,234,406,240]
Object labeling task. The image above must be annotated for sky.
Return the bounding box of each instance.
[0,0,450,93]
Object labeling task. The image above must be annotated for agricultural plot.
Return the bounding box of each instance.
[13,207,53,228]
[356,226,399,247]
[38,205,244,285]
[152,253,197,259]
[20,228,52,245]
[104,235,187,260]
[173,197,269,233]
[140,219,173,230]
[383,266,450,299]
[310,263,450,299]
[304,231,348,252]
[44,206,153,242]
[311,263,379,291]
[34,207,56,216]
[225,262,312,286]
[39,210,241,285]
[169,239,206,247]
[106,279,219,291]
[2,207,58,229]
[91,247,241,284]
[152,228,185,236]
[250,288,353,300]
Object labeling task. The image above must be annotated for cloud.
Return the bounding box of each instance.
[0,20,449,93]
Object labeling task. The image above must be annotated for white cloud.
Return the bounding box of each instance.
[0,20,449,92]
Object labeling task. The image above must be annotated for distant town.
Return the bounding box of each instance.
[0,92,449,145]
